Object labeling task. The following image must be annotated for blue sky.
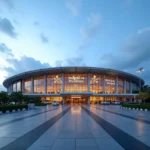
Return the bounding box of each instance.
[0,0,150,90]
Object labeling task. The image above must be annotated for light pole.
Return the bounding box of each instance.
[136,67,144,92]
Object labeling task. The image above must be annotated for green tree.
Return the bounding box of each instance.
[23,95,30,103]
[0,91,9,104]
[136,92,149,103]
[9,92,23,104]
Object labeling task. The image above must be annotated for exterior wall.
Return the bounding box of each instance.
[7,73,140,97]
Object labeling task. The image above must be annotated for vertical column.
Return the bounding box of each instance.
[88,73,90,92]
[22,79,24,93]
[44,74,47,94]
[116,76,118,94]
[130,81,132,93]
[31,77,34,94]
[62,73,64,92]
[104,75,106,94]
[124,79,126,94]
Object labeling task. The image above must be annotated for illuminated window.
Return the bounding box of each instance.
[64,74,88,92]
[47,74,62,94]
[24,79,31,93]
[105,76,116,94]
[118,78,124,94]
[90,74,104,94]
[34,76,44,94]
[126,81,130,93]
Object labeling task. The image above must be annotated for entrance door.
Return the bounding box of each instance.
[73,98,79,104]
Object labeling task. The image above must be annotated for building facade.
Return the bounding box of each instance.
[3,67,144,104]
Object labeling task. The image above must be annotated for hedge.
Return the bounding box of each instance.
[122,104,150,110]
[0,104,28,113]
[35,103,47,106]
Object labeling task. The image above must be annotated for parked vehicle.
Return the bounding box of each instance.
[112,100,120,105]
[101,101,110,105]
[43,100,50,104]
[52,101,59,106]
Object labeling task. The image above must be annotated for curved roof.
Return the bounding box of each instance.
[3,67,144,88]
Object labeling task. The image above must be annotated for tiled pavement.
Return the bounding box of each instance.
[0,104,150,150]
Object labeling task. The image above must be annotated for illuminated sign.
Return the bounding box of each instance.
[105,79,115,85]
[68,76,85,83]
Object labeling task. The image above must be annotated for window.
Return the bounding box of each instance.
[47,74,62,94]
[90,74,104,94]
[105,76,116,94]
[34,76,44,94]
[64,74,88,92]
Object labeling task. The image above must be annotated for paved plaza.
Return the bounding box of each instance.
[0,105,150,150]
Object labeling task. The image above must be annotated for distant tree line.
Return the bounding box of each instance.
[0,91,41,105]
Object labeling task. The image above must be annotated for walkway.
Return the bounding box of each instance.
[0,105,150,150]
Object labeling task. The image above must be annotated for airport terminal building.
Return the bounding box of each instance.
[3,67,144,104]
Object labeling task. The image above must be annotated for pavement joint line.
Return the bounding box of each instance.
[0,106,62,127]
[91,106,150,125]
[0,107,71,150]
[82,106,150,150]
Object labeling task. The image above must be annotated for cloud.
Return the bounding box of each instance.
[100,27,150,85]
[0,17,17,38]
[66,0,81,16]
[0,43,14,58]
[55,56,86,67]
[0,0,14,11]
[80,12,102,40]
[4,56,50,77]
[40,33,49,43]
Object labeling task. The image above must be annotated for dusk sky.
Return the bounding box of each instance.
[0,0,150,91]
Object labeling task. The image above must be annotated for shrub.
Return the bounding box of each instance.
[122,103,150,110]
[0,104,28,113]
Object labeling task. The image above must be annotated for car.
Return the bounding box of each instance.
[112,100,120,105]
[10,101,15,105]
[52,101,59,106]
[43,100,50,104]
[101,101,110,105]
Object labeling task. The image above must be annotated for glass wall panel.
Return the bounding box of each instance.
[64,74,88,92]
[13,83,17,92]
[105,97,116,101]
[47,74,62,94]
[34,76,44,94]
[24,79,31,93]
[16,81,21,92]
[126,80,130,93]
[90,96,104,104]
[105,76,116,94]
[45,96,62,103]
[132,82,139,93]
[90,74,104,94]
[118,78,124,94]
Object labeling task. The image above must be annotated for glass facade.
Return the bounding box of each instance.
[64,74,88,92]
[24,79,31,93]
[16,81,21,92]
[105,76,116,94]
[8,73,140,98]
[47,74,62,94]
[90,74,104,94]
[13,83,17,92]
[34,76,44,94]
[118,78,124,94]
[126,80,130,93]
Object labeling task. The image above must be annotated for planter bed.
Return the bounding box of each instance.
[0,104,28,113]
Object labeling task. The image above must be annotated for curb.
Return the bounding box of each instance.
[121,106,149,112]
[0,108,28,115]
